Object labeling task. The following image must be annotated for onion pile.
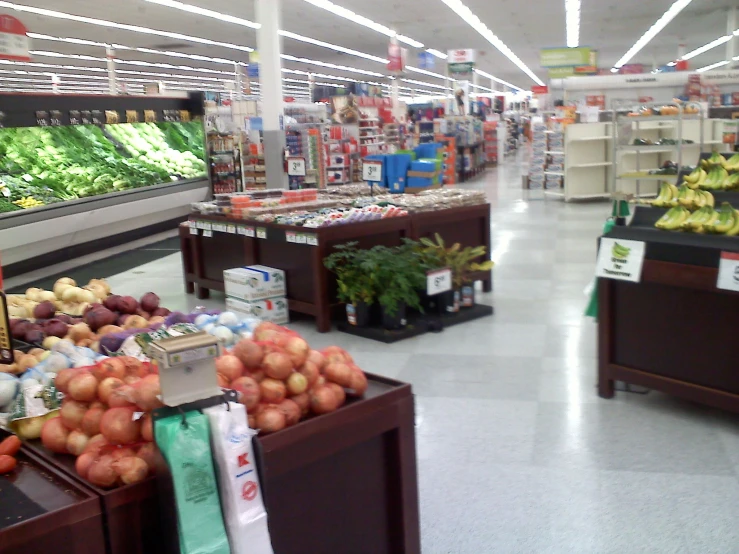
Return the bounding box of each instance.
[217,322,368,434]
[41,355,160,489]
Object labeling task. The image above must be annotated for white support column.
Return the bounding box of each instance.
[106,47,116,95]
[390,36,400,108]
[727,7,737,63]
[308,73,315,103]
[256,0,286,189]
[471,70,479,115]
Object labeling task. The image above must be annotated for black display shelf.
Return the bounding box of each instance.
[0,92,205,128]
[604,225,739,268]
[336,303,493,343]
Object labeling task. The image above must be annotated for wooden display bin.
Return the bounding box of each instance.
[598,227,739,413]
[181,204,492,332]
[22,442,166,554]
[19,374,420,554]
[0,434,107,554]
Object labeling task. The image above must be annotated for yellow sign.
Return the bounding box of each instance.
[0,292,13,364]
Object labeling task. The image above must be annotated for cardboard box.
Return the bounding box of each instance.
[224,265,286,302]
[226,296,289,325]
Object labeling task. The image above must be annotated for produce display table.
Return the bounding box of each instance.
[0,431,107,554]
[598,226,739,413]
[180,203,492,331]
[20,374,420,554]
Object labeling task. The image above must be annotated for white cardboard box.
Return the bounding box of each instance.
[226,296,290,325]
[224,266,286,302]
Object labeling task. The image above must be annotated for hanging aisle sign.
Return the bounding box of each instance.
[447,49,476,76]
[387,43,407,73]
[0,15,30,62]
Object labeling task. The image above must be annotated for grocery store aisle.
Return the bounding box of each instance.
[13,152,739,553]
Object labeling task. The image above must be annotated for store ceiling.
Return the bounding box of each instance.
[0,0,736,96]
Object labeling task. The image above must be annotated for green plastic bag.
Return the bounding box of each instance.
[156,411,231,554]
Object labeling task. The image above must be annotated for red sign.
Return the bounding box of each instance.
[0,15,30,62]
[387,43,405,73]
[284,97,295,102]
[531,85,548,95]
[242,480,258,502]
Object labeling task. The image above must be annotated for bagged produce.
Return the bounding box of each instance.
[204,402,273,554]
[7,380,62,439]
[155,410,230,554]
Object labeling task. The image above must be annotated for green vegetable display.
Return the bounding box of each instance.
[0,122,207,214]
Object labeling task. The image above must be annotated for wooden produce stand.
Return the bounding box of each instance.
[598,226,739,413]
[20,374,420,554]
[0,433,107,554]
[181,203,492,332]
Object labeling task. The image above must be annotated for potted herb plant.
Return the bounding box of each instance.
[364,243,425,330]
[324,242,376,327]
[418,234,494,310]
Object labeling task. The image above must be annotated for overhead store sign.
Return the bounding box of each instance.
[0,15,30,62]
[447,49,476,75]
[387,43,407,73]
[418,51,435,70]
[540,47,596,68]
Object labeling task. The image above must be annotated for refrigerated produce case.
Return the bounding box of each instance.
[0,93,210,276]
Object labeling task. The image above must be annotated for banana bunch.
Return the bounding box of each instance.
[724,153,739,173]
[700,152,726,171]
[655,202,739,235]
[683,167,707,189]
[675,184,714,209]
[655,206,690,230]
[646,182,679,208]
[700,166,730,190]
[12,196,44,209]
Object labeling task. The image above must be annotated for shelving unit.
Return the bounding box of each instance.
[610,101,703,199]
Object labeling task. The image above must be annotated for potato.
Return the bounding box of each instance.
[62,287,83,302]
[37,290,57,302]
[0,363,19,375]
[25,288,42,302]
[8,305,28,318]
[85,284,108,300]
[17,354,38,372]
[54,282,73,299]
[88,279,111,295]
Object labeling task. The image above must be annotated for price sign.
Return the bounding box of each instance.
[203,229,213,238]
[287,157,306,177]
[285,232,296,243]
[595,238,645,283]
[427,268,452,296]
[306,234,318,246]
[256,228,267,239]
[717,252,739,292]
[189,226,198,236]
[363,160,383,182]
[227,224,236,234]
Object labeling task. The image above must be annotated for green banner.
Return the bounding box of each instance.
[448,61,475,75]
[548,66,575,78]
[540,47,594,68]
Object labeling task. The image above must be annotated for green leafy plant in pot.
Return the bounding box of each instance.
[364,242,425,330]
[324,242,376,327]
[418,233,494,310]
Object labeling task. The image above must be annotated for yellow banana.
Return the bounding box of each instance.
[725,210,739,236]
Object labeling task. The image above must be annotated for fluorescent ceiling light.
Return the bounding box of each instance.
[438,0,544,85]
[143,0,260,28]
[406,66,446,79]
[680,34,733,60]
[610,67,619,73]
[612,0,693,69]
[401,78,450,91]
[0,1,253,52]
[299,0,424,47]
[696,60,730,72]
[278,31,386,63]
[426,49,448,60]
[29,51,234,75]
[281,54,384,77]
[474,69,522,92]
[667,61,677,66]
[565,0,580,47]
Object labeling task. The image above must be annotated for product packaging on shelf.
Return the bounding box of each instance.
[224,266,286,302]
[226,297,289,325]
[204,402,274,554]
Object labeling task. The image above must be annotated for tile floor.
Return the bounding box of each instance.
[13,152,739,553]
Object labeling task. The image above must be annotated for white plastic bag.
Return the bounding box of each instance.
[204,402,273,554]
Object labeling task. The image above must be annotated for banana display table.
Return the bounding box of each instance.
[598,221,739,413]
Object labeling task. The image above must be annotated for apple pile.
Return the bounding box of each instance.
[217,322,368,434]
[40,356,163,489]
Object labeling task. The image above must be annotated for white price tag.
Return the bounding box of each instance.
[306,234,318,246]
[245,227,255,238]
[256,228,267,239]
[363,160,383,182]
[203,229,213,238]
[595,238,645,283]
[296,234,307,244]
[227,224,236,234]
[189,227,198,236]
[287,157,306,177]
[717,252,739,292]
[427,268,452,296]
[285,232,296,243]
